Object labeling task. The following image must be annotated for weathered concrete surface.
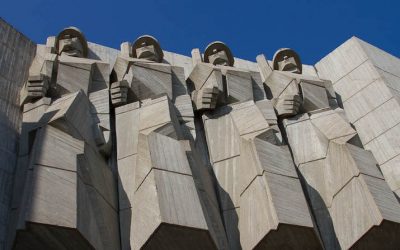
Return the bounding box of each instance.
[0,18,36,249]
[316,37,400,199]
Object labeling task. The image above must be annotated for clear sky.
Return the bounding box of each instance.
[2,0,399,64]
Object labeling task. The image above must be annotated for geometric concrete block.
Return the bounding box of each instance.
[300,81,330,112]
[12,126,120,250]
[354,98,400,144]
[132,168,216,250]
[343,78,393,123]
[116,103,140,159]
[253,138,298,178]
[263,71,297,99]
[117,154,137,210]
[203,113,240,163]
[229,101,269,136]
[310,110,356,142]
[330,174,400,250]
[380,155,400,192]
[332,61,381,103]
[286,117,329,165]
[124,61,173,100]
[239,173,320,250]
[213,156,241,210]
[225,68,253,103]
[255,99,278,124]
[57,55,93,95]
[296,129,400,250]
[365,123,400,165]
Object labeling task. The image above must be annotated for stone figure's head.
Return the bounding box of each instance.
[56,27,88,58]
[132,35,164,63]
[204,41,234,66]
[273,48,302,74]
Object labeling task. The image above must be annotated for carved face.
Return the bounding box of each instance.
[208,49,230,66]
[277,55,300,74]
[58,36,84,57]
[135,42,159,62]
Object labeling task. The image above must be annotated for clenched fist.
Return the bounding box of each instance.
[110,80,129,107]
[274,94,302,118]
[26,75,49,99]
[191,86,219,111]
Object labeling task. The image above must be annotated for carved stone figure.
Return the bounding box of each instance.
[8,27,120,250]
[3,17,400,250]
[112,35,228,250]
[188,42,322,250]
[258,48,400,249]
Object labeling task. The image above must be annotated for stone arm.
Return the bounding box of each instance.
[110,56,159,107]
[109,55,132,107]
[190,86,219,111]
[110,79,129,107]
[272,94,302,118]
[256,54,302,118]
[187,63,222,111]
[257,54,337,119]
[20,53,57,106]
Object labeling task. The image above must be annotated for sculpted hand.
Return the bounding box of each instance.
[26,75,49,99]
[110,80,129,107]
[192,86,219,111]
[274,94,302,118]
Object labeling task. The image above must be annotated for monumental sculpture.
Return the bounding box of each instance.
[112,35,228,250]
[1,18,400,250]
[187,42,321,250]
[257,48,400,249]
[9,27,120,249]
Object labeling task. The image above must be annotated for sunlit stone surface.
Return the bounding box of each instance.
[1,18,400,249]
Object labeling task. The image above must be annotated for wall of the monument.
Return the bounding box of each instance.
[0,18,36,248]
[315,37,400,197]
[3,15,400,249]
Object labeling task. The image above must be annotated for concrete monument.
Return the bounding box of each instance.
[9,27,120,250]
[1,18,400,250]
[316,37,400,201]
[112,36,228,250]
[258,48,400,249]
[187,42,321,250]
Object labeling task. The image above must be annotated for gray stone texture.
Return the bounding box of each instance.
[316,37,400,199]
[113,40,228,250]
[190,44,321,249]
[264,46,400,249]
[8,25,121,250]
[2,17,400,250]
[0,18,36,249]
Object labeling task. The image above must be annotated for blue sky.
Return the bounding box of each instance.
[2,0,399,64]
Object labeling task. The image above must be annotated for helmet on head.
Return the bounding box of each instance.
[204,41,234,67]
[273,48,302,74]
[131,35,164,63]
[55,27,88,57]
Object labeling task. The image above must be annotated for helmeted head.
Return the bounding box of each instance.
[204,41,234,67]
[273,48,302,74]
[132,35,164,63]
[55,27,88,58]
